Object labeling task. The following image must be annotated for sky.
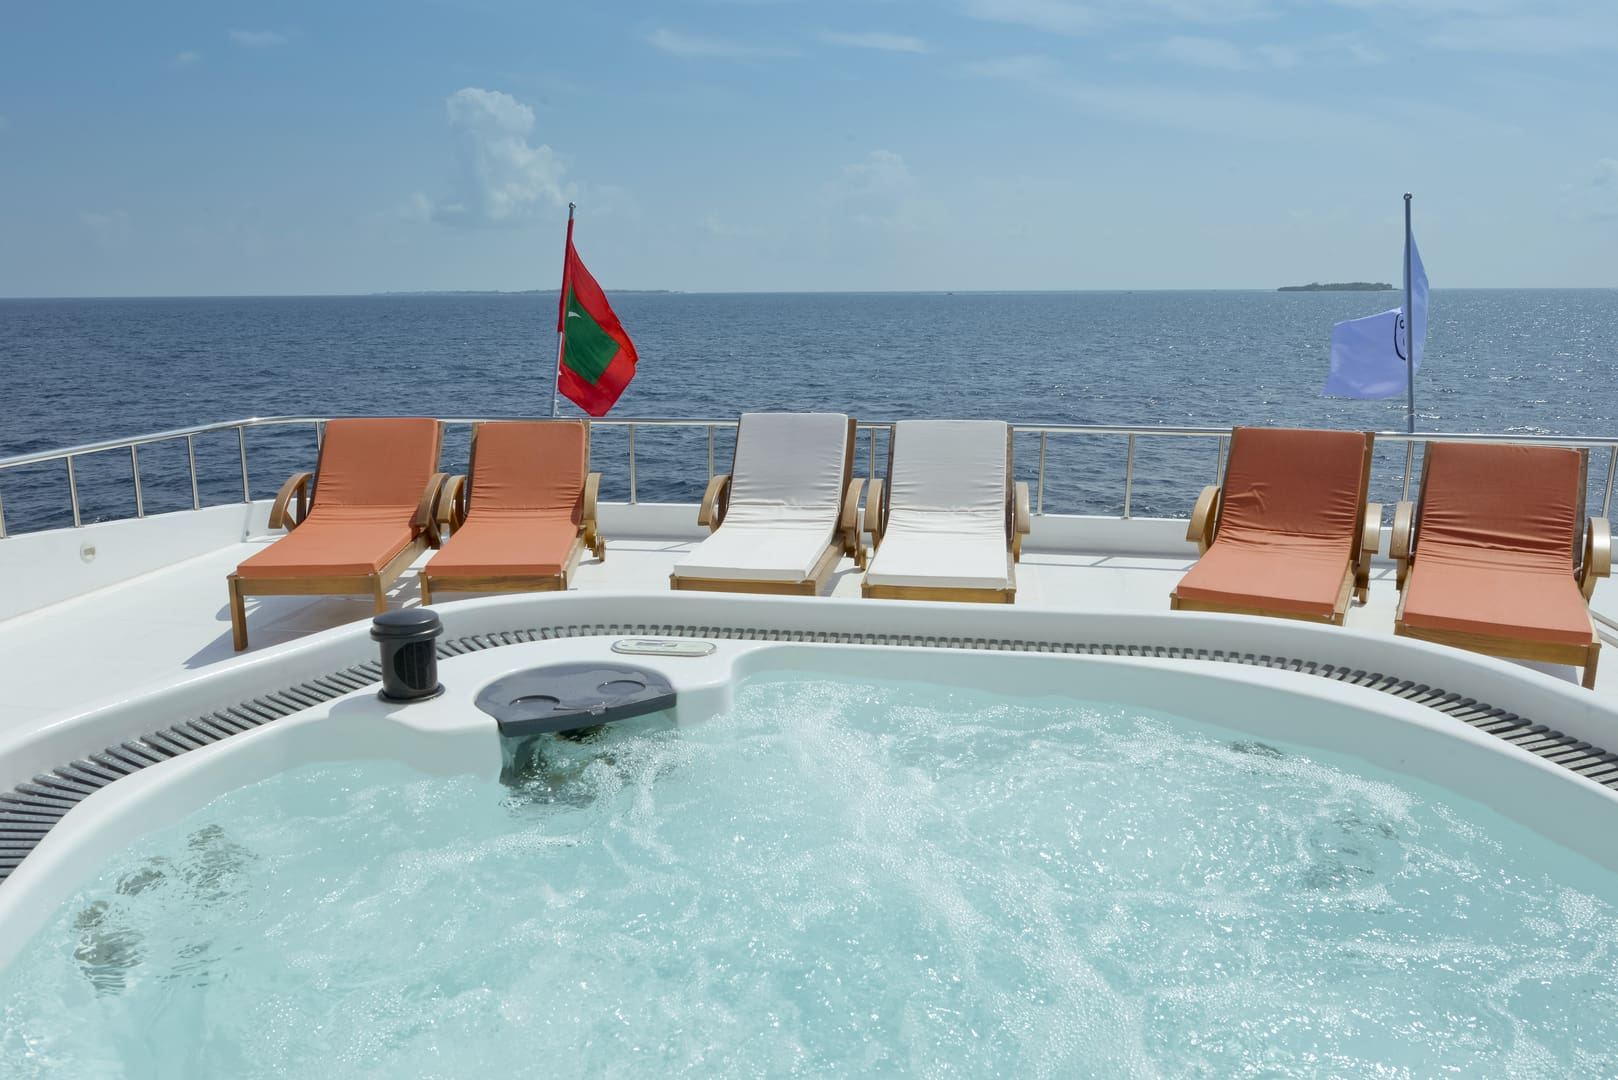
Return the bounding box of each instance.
[1,0,1615,296]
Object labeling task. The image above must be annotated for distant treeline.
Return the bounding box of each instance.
[1277,282,1394,292]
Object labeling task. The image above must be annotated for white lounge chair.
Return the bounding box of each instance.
[861,419,1030,603]
[669,412,865,595]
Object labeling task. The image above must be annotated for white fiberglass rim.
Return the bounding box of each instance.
[3,594,1618,970]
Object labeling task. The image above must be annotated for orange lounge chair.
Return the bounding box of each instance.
[419,420,602,604]
[1170,427,1378,625]
[227,418,446,651]
[1391,441,1611,689]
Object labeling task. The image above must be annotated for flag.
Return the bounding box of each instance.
[556,221,638,416]
[1323,231,1428,399]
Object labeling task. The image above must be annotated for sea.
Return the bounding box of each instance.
[2,290,1615,535]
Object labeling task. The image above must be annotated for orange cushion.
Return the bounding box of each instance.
[1217,427,1369,545]
[1416,442,1581,562]
[426,513,581,578]
[314,418,442,509]
[469,421,586,523]
[1402,548,1593,646]
[236,511,416,579]
[1174,538,1349,617]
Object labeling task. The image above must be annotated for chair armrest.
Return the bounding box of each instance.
[416,472,448,548]
[864,479,886,549]
[1354,502,1382,603]
[436,475,467,533]
[841,478,867,568]
[1581,517,1612,602]
[697,474,730,531]
[1186,485,1220,554]
[1390,500,1415,591]
[583,472,605,560]
[269,472,313,530]
[1012,482,1031,561]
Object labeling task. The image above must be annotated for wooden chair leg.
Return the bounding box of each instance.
[372,578,388,614]
[228,575,248,652]
[1584,644,1600,690]
[419,576,434,606]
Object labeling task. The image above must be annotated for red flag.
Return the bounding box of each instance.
[555,218,638,417]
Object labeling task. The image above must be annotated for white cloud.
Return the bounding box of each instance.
[80,210,132,244]
[229,30,286,48]
[822,31,931,54]
[824,150,937,231]
[1429,12,1618,52]
[1580,157,1618,219]
[414,88,572,228]
[172,50,200,67]
[961,0,1273,34]
[645,28,780,59]
[960,0,1101,35]
[1159,35,1249,68]
[970,54,1388,141]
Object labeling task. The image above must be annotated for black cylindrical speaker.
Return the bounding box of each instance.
[371,608,444,703]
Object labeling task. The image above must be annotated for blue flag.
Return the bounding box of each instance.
[1323,232,1428,399]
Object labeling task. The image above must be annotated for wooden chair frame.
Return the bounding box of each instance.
[1391,442,1611,689]
[418,421,603,604]
[1169,431,1378,625]
[670,417,864,596]
[860,424,1032,604]
[227,423,447,651]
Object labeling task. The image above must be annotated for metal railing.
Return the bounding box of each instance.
[3,415,1617,538]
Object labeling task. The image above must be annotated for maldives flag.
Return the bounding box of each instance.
[556,220,638,417]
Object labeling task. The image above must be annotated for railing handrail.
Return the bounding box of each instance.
[5,415,1618,537]
[9,415,1618,473]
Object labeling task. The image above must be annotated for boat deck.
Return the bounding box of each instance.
[4,524,1613,738]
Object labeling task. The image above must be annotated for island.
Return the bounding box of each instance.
[1277,282,1393,292]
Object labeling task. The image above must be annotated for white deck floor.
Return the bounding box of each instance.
[4,528,1609,739]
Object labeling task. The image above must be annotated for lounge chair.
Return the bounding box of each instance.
[1170,427,1378,624]
[227,417,446,650]
[419,420,602,604]
[1391,441,1611,688]
[860,419,1030,603]
[670,412,864,595]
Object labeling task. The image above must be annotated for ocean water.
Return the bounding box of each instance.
[4,674,1618,1077]
[2,290,1615,533]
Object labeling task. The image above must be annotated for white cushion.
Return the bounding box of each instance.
[865,420,1014,591]
[675,524,837,582]
[673,412,849,582]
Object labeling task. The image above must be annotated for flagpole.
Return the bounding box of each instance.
[1403,192,1414,435]
[552,202,576,419]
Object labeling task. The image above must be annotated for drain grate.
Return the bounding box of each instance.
[3,624,1615,885]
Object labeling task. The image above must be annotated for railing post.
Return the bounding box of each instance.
[628,424,637,505]
[1036,432,1046,516]
[1215,434,1228,485]
[315,420,324,451]
[131,445,145,518]
[707,425,714,480]
[0,492,7,539]
[67,455,81,528]
[1401,442,1415,502]
[237,426,251,503]
[869,427,877,480]
[1122,433,1135,520]
[187,434,200,510]
[1605,446,1616,519]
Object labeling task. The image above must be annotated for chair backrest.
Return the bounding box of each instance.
[1216,427,1371,547]
[724,412,853,527]
[1415,442,1585,571]
[313,418,442,509]
[884,420,1010,531]
[467,421,588,524]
